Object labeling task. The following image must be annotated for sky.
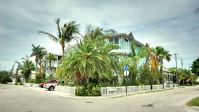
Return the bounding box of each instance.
[0,0,199,71]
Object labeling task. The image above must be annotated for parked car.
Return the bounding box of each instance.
[39,79,56,88]
[43,80,57,91]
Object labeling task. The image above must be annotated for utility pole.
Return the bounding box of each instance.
[174,53,178,86]
[181,59,184,86]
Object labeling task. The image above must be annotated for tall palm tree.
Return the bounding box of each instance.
[155,46,172,73]
[30,44,47,76]
[45,53,56,71]
[38,18,80,57]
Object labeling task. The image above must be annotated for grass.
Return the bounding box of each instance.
[186,96,199,107]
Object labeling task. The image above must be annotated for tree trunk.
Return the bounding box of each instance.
[62,44,65,57]
[160,60,163,73]
[49,60,52,71]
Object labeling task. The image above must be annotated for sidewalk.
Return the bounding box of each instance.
[27,86,111,98]
[26,86,179,99]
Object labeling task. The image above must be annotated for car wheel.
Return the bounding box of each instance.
[49,86,54,91]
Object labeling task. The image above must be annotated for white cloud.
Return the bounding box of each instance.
[0,0,199,70]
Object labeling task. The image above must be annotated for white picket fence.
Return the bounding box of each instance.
[25,83,178,96]
[100,84,178,96]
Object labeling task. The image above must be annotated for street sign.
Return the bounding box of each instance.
[124,70,129,76]
[124,65,128,70]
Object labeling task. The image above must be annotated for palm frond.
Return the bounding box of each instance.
[38,31,59,43]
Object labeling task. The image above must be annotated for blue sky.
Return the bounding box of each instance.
[0,0,199,71]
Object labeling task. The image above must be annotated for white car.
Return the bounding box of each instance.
[43,83,57,91]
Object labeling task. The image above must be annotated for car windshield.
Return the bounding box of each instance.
[47,80,52,82]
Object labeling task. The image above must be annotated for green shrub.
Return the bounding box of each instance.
[75,86,87,96]
[192,81,199,85]
[35,75,45,84]
[75,83,101,96]
[20,82,23,85]
[0,70,12,84]
[28,78,35,83]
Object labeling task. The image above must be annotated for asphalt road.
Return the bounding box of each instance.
[0,84,199,112]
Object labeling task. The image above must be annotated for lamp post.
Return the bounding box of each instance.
[181,59,184,86]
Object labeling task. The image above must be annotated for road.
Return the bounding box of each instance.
[0,84,198,112]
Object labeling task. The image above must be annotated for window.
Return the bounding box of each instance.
[109,38,119,44]
[124,38,129,50]
[115,38,119,44]
[109,38,113,42]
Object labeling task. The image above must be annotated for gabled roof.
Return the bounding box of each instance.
[104,29,144,47]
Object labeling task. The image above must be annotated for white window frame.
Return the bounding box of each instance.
[124,38,129,50]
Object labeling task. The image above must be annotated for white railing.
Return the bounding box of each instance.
[100,84,178,96]
[25,83,178,96]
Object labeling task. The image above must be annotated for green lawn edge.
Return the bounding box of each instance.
[186,96,199,107]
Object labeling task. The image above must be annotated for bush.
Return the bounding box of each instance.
[28,78,35,83]
[75,86,87,96]
[75,83,101,96]
[0,70,12,84]
[192,81,199,85]
[20,82,23,85]
[35,75,45,84]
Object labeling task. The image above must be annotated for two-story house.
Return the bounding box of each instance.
[103,29,145,66]
[42,54,62,77]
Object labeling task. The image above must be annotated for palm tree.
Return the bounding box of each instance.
[45,53,56,71]
[83,25,105,40]
[155,46,172,73]
[38,18,80,57]
[19,60,35,81]
[58,26,122,86]
[30,44,47,76]
[60,39,121,86]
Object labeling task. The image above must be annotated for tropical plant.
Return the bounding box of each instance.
[19,60,35,81]
[38,18,80,56]
[58,26,122,87]
[0,70,11,84]
[138,43,150,64]
[155,46,172,73]
[191,57,199,76]
[30,44,47,76]
[61,39,121,85]
[45,53,56,71]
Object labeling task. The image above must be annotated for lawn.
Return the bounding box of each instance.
[186,96,199,107]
